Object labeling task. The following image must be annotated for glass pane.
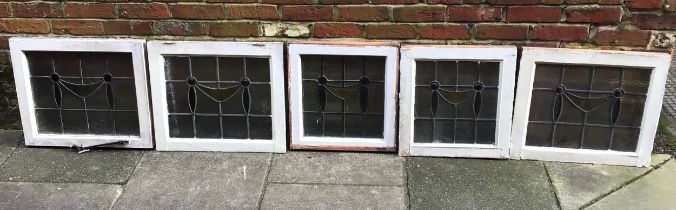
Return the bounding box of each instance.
[27,51,139,136]
[525,64,650,152]
[413,60,500,145]
[414,119,433,143]
[168,115,194,138]
[164,55,273,140]
[300,55,385,138]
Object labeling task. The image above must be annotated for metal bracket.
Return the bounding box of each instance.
[71,141,129,153]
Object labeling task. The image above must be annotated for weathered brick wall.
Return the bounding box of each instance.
[0,0,675,128]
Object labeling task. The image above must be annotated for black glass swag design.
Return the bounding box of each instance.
[414,61,500,144]
[27,52,140,135]
[301,55,385,138]
[165,56,272,140]
[526,64,650,152]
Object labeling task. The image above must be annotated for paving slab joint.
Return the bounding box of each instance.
[579,156,674,209]
[403,157,411,210]
[256,153,274,210]
[543,162,563,210]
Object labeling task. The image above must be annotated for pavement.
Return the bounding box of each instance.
[0,129,674,210]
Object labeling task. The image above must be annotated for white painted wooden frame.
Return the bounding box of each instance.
[512,47,672,167]
[148,41,286,153]
[10,38,152,148]
[288,42,398,151]
[398,45,517,158]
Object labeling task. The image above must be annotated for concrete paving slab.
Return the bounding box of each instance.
[587,160,676,210]
[268,152,404,186]
[651,154,672,166]
[0,130,21,165]
[112,152,270,210]
[545,162,648,210]
[261,183,406,210]
[0,147,144,184]
[407,158,558,210]
[0,182,122,210]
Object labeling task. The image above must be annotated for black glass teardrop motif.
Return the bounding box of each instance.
[188,86,196,113]
[473,92,482,118]
[106,83,115,109]
[611,98,621,125]
[432,91,439,117]
[360,86,368,113]
[243,88,250,113]
[318,85,326,111]
[53,83,62,108]
[553,95,562,122]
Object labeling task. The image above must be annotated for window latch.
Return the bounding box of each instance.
[71,141,129,153]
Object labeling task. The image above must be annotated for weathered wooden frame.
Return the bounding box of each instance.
[398,45,517,158]
[148,41,286,152]
[288,42,399,151]
[511,47,672,167]
[10,38,153,148]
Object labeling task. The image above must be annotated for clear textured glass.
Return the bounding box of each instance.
[27,51,139,136]
[413,60,500,144]
[525,64,650,151]
[164,55,273,140]
[300,55,386,138]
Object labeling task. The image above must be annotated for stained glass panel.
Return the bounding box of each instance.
[301,55,385,138]
[164,56,272,140]
[26,51,139,136]
[413,60,500,144]
[525,64,651,152]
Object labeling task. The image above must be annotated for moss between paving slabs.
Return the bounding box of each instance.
[655,115,676,156]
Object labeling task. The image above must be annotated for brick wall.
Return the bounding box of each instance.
[0,0,675,128]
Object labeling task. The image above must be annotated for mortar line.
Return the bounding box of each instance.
[109,151,148,210]
[256,153,274,210]
[543,162,562,210]
[580,156,674,209]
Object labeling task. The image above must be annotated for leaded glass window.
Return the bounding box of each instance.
[301,55,385,138]
[164,56,272,140]
[413,60,500,144]
[27,51,140,136]
[525,64,650,152]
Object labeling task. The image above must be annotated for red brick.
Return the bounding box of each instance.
[371,0,419,4]
[313,23,364,38]
[507,6,561,22]
[261,0,313,4]
[118,3,171,19]
[282,6,333,21]
[319,0,369,4]
[11,2,62,18]
[427,0,463,4]
[628,0,663,9]
[209,22,259,37]
[365,24,417,39]
[595,29,651,47]
[153,21,208,36]
[0,3,9,18]
[0,19,50,34]
[227,5,278,20]
[0,36,9,49]
[64,3,116,18]
[393,6,445,22]
[52,20,105,35]
[565,6,623,24]
[531,25,588,41]
[338,6,389,22]
[486,0,539,4]
[475,24,529,40]
[447,6,502,22]
[631,13,676,30]
[419,24,470,39]
[206,0,257,2]
[103,21,153,35]
[171,4,225,20]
